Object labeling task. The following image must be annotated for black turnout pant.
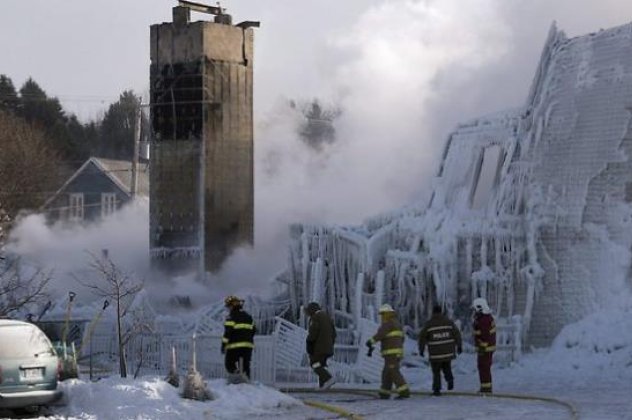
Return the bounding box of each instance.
[225,348,252,378]
[430,360,454,392]
[309,354,332,386]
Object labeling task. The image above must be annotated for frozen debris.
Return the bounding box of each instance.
[181,334,213,400]
[181,366,213,401]
[165,346,180,388]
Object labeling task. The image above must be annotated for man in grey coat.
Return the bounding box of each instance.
[304,302,337,389]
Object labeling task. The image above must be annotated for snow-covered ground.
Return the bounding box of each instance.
[1,306,630,419]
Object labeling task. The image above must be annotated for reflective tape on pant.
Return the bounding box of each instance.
[381,348,404,356]
[396,384,409,392]
[311,362,321,369]
[225,342,254,350]
[233,323,255,330]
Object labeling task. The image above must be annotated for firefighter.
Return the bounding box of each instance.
[472,297,496,393]
[366,304,410,399]
[222,295,256,379]
[304,302,337,389]
[418,304,462,396]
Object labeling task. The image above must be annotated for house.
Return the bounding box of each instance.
[43,157,149,223]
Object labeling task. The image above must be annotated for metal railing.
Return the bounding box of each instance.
[81,315,523,384]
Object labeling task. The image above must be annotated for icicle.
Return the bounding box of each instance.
[301,230,310,307]
[311,258,324,303]
[375,270,385,312]
[466,237,474,301]
[354,273,364,326]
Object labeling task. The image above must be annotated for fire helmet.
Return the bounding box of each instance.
[471,297,492,314]
[224,295,243,308]
[378,304,395,314]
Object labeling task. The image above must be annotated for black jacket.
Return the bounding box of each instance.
[223,309,256,351]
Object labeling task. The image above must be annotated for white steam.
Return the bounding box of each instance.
[3,0,529,303]
[5,201,150,302]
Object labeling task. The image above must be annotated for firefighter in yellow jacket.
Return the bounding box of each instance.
[365,304,410,399]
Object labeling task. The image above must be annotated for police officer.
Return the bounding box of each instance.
[418,304,462,395]
[222,295,256,379]
[366,304,410,399]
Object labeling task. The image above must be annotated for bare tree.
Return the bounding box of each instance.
[0,110,62,219]
[0,202,10,246]
[122,299,155,379]
[77,252,142,378]
[0,257,50,318]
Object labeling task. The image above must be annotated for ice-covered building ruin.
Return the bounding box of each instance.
[276,22,632,347]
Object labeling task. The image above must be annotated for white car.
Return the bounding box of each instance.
[0,320,62,411]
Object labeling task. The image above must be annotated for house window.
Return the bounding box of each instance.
[69,193,84,221]
[101,193,117,217]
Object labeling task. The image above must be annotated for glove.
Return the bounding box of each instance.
[365,339,374,357]
[457,346,463,355]
[306,341,314,355]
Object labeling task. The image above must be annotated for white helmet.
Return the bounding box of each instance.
[378,304,395,314]
[471,298,492,314]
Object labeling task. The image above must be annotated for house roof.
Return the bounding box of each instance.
[42,157,149,209]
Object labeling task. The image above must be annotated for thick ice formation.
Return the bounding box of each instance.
[275,22,632,347]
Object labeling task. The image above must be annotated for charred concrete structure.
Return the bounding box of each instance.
[149,6,256,274]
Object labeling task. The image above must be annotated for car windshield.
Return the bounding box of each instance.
[0,325,54,358]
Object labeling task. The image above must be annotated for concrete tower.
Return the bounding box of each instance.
[149,5,256,275]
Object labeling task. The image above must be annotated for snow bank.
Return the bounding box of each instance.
[486,305,632,393]
[548,306,632,372]
[57,376,301,420]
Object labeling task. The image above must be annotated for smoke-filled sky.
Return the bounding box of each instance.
[3,0,632,300]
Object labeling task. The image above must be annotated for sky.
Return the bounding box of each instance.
[4,0,632,298]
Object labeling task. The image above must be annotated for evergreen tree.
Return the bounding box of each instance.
[98,90,141,160]
[0,75,19,114]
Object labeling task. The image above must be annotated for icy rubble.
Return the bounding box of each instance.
[273,21,632,348]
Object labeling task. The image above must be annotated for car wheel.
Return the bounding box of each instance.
[12,405,41,416]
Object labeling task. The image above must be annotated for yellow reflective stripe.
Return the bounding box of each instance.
[484,346,496,352]
[386,330,404,338]
[474,330,481,335]
[369,338,376,344]
[221,338,229,343]
[225,342,254,350]
[481,382,492,388]
[396,384,409,392]
[233,323,254,330]
[224,321,236,327]
[378,389,390,395]
[382,348,404,356]
[429,352,455,359]
[489,328,496,334]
